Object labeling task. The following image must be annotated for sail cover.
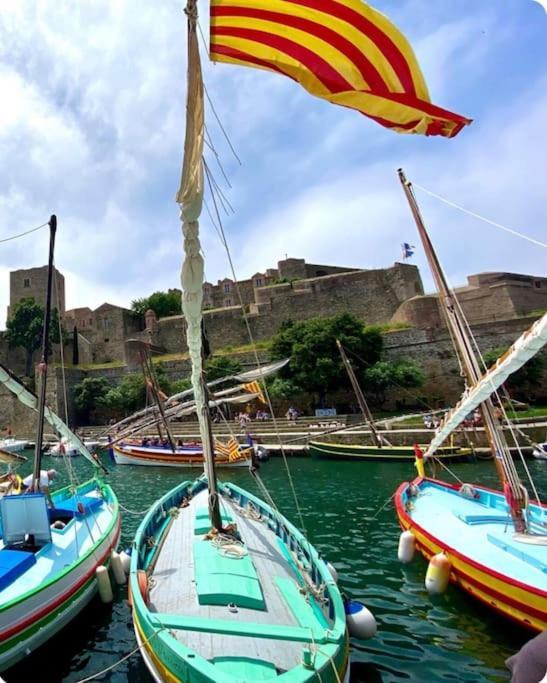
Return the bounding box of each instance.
[0,362,100,467]
[426,313,547,458]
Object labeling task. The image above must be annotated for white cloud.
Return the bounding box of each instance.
[0,0,544,334]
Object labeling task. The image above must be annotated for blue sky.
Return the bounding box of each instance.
[0,0,545,327]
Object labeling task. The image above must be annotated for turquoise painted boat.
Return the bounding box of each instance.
[130,477,349,682]
[0,478,120,671]
[0,217,121,670]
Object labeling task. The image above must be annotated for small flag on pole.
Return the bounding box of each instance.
[242,380,266,404]
[401,243,415,259]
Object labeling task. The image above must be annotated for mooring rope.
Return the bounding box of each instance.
[74,628,164,682]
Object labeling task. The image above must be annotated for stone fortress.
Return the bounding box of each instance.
[1,257,546,429]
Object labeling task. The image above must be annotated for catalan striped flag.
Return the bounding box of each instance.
[215,437,245,461]
[242,380,266,403]
[210,0,471,137]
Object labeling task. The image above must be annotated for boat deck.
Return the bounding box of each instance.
[409,481,547,590]
[0,487,114,603]
[148,488,321,671]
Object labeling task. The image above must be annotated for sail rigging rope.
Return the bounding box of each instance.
[449,286,540,502]
[0,222,48,244]
[203,160,309,540]
[413,183,547,250]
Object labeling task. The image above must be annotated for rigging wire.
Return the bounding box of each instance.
[413,183,547,250]
[205,124,232,188]
[202,154,309,538]
[449,285,537,500]
[0,222,48,244]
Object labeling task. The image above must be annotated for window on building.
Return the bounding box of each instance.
[224,298,233,307]
[223,282,231,293]
[254,278,263,287]
[23,278,30,288]
[535,280,541,289]
[89,318,93,325]
[104,338,110,343]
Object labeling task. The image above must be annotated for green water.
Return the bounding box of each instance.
[5,452,546,682]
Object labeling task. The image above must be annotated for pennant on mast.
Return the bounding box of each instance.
[210,0,471,137]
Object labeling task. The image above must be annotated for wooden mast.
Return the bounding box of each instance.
[182,0,222,532]
[336,339,385,447]
[397,169,526,532]
[32,215,56,488]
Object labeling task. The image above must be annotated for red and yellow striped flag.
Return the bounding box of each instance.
[210,0,471,137]
[215,437,244,461]
[242,380,266,403]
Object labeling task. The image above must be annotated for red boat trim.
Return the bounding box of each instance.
[0,518,121,642]
[394,479,547,598]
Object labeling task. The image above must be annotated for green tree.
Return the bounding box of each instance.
[270,313,383,406]
[153,364,172,396]
[171,377,192,395]
[363,360,424,406]
[483,346,544,400]
[205,356,243,382]
[103,373,146,415]
[73,376,112,423]
[5,298,63,377]
[131,290,182,318]
[267,377,300,399]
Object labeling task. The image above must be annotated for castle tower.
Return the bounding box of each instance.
[8,265,65,320]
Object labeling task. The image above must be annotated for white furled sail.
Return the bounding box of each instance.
[176,2,222,510]
[0,362,100,467]
[426,313,547,458]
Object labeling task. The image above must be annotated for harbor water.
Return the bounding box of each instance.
[6,451,546,682]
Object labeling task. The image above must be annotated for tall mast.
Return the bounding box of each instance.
[32,215,56,488]
[397,169,527,532]
[336,339,384,448]
[178,0,222,530]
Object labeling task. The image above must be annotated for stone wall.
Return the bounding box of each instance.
[393,271,547,329]
[9,266,65,319]
[153,263,424,355]
[65,304,143,365]
[383,315,547,407]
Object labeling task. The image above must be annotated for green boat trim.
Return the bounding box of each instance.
[130,477,350,682]
[0,478,119,614]
[309,441,472,462]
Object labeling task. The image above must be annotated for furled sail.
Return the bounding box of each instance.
[426,313,547,458]
[0,362,100,468]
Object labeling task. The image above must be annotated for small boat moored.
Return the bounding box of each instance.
[310,440,471,462]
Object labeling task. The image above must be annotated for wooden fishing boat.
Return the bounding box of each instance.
[395,478,547,631]
[313,341,473,462]
[0,478,120,671]
[128,1,383,676]
[113,442,251,468]
[0,216,121,671]
[130,477,350,682]
[394,171,547,631]
[310,440,471,462]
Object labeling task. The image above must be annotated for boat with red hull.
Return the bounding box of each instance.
[395,477,547,631]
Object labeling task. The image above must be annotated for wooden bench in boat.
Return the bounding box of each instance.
[456,512,512,525]
[148,613,334,644]
[193,539,265,609]
[487,533,547,573]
